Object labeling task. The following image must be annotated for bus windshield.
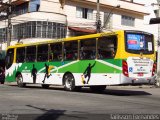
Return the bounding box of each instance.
[125,31,154,54]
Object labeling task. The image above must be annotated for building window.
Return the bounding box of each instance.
[13,2,29,16]
[2,21,67,41]
[29,0,40,12]
[76,7,93,20]
[121,15,135,26]
[76,7,83,18]
[12,0,40,16]
[0,28,7,43]
[154,10,158,17]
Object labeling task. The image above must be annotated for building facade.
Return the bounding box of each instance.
[0,0,158,50]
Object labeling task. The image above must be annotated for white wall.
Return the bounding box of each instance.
[65,0,150,31]
[65,1,97,28]
[40,0,64,14]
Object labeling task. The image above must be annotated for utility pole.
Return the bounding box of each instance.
[96,0,101,33]
[0,0,12,47]
[7,0,12,47]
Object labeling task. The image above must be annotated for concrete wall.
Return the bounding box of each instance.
[40,0,64,14]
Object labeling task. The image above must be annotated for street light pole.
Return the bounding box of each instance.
[102,5,120,30]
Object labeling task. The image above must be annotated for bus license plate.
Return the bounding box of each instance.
[138,73,143,76]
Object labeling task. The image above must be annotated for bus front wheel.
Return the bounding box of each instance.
[63,73,75,91]
[16,74,26,87]
[90,85,106,92]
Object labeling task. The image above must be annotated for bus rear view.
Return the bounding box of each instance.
[121,30,156,85]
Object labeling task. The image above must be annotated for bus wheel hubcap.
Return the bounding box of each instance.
[17,75,22,84]
[66,77,72,89]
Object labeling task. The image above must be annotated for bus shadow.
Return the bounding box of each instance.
[7,84,152,96]
[103,89,152,96]
[73,87,152,96]
[36,85,152,96]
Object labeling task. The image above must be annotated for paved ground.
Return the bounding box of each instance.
[0,83,160,120]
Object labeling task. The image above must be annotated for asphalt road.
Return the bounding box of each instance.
[0,83,160,120]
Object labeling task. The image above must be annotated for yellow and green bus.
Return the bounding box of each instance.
[5,30,156,91]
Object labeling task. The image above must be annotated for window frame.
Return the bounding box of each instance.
[121,15,135,26]
[76,6,93,20]
[97,35,118,59]
[5,48,14,69]
[16,47,26,63]
[125,31,154,54]
[64,41,78,60]
[49,43,63,61]
[37,44,49,62]
[26,45,37,62]
[80,38,96,60]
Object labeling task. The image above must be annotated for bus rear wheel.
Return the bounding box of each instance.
[0,80,4,84]
[90,85,106,92]
[63,73,76,91]
[16,74,26,87]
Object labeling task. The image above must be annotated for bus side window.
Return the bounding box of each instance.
[64,41,78,60]
[50,43,62,61]
[5,48,14,69]
[37,44,48,62]
[16,47,25,63]
[98,36,117,59]
[26,46,36,62]
[80,39,96,60]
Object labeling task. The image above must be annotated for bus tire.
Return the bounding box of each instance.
[90,85,106,92]
[63,73,76,91]
[0,81,4,84]
[41,84,50,89]
[0,79,5,84]
[74,86,82,91]
[16,73,26,87]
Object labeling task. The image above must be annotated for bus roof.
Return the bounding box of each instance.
[7,30,153,49]
[7,31,119,49]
